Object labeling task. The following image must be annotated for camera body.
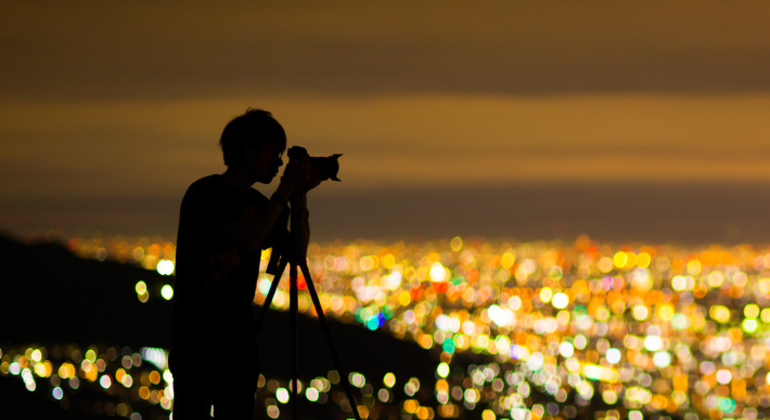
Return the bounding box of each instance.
[287,146,342,182]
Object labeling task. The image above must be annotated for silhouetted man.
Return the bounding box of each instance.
[170,109,317,419]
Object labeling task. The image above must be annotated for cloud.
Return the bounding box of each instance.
[2,0,770,101]
[3,93,770,201]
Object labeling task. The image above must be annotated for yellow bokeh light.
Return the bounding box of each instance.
[382,254,396,269]
[383,372,396,388]
[429,262,447,282]
[482,409,496,420]
[613,252,628,269]
[658,305,675,321]
[743,319,759,333]
[34,361,52,377]
[398,291,411,307]
[156,260,175,275]
[687,260,702,275]
[450,236,463,252]
[121,373,133,388]
[539,287,553,303]
[501,252,515,269]
[759,278,770,295]
[59,363,76,379]
[709,305,731,324]
[707,271,724,288]
[598,257,614,273]
[745,304,760,319]
[625,252,637,268]
[417,407,433,420]
[602,390,618,404]
[632,305,649,321]
[359,256,374,272]
[404,399,419,414]
[636,252,651,268]
[761,308,770,323]
[437,363,450,378]
[276,388,290,404]
[418,334,434,349]
[305,387,319,402]
[135,281,147,295]
[552,292,569,309]
[671,275,688,292]
[161,285,174,300]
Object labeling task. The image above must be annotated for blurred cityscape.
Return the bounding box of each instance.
[4,233,770,420]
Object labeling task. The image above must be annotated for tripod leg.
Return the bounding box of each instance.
[299,262,362,420]
[249,259,288,393]
[290,262,299,420]
[254,259,289,335]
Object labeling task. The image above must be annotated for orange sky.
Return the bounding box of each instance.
[2,1,770,241]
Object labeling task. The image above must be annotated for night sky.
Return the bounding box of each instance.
[2,1,770,243]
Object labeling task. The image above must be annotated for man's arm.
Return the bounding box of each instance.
[230,182,294,253]
[221,162,307,253]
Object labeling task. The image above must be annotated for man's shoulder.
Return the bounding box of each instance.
[181,175,223,205]
[189,174,222,189]
[184,174,223,194]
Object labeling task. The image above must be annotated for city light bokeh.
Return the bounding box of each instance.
[5,234,770,420]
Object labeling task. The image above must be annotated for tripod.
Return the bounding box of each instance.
[251,240,362,420]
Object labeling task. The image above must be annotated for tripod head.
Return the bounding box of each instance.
[265,209,308,276]
[266,236,295,277]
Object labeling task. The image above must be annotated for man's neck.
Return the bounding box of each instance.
[221,167,253,193]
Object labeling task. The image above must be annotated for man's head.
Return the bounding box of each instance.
[220,109,286,183]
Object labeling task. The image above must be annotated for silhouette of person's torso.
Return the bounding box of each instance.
[171,174,284,368]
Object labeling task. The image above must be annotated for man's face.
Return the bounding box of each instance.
[243,139,285,184]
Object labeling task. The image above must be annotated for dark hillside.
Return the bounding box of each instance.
[0,234,435,419]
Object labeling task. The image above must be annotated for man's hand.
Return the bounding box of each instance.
[300,164,322,193]
[280,155,311,191]
[284,155,321,194]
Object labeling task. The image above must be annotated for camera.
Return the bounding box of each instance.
[288,146,342,182]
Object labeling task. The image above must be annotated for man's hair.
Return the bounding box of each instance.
[219,109,286,167]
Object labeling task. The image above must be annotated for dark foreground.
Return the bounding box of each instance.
[0,234,437,420]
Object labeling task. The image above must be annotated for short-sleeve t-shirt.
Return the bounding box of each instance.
[171,174,286,366]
